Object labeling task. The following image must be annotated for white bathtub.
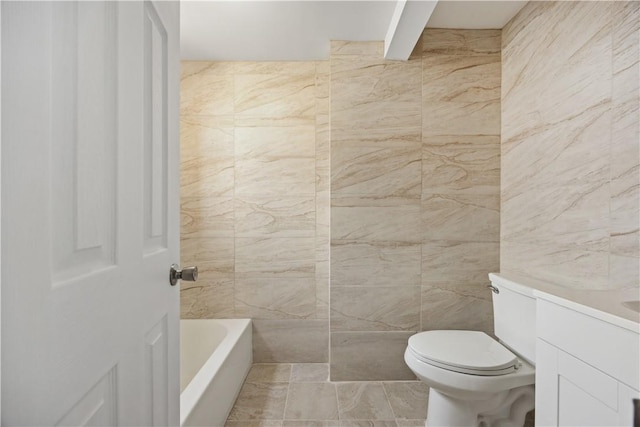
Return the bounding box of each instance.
[180,319,252,427]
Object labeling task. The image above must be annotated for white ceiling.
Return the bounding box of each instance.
[427,1,528,29]
[180,1,528,61]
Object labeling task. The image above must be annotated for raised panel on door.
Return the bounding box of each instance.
[143,0,169,257]
[1,1,180,425]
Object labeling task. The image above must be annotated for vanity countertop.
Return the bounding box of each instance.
[490,273,640,333]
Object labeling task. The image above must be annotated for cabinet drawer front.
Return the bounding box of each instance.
[537,299,640,390]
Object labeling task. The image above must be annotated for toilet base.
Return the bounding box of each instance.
[426,385,535,427]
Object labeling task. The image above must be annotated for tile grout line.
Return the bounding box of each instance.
[281,364,293,422]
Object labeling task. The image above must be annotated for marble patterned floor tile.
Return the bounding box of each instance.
[284,382,339,420]
[246,364,292,383]
[291,364,329,382]
[340,422,397,427]
[227,382,289,421]
[283,422,340,427]
[225,421,284,427]
[336,383,396,420]
[331,333,416,381]
[382,382,429,420]
[394,420,425,427]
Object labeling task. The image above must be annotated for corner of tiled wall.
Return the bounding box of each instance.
[500,1,640,290]
[180,60,331,363]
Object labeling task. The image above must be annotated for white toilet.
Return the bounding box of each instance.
[405,273,536,427]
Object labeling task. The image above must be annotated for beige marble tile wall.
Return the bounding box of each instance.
[501,1,640,289]
[329,31,501,381]
[180,61,330,362]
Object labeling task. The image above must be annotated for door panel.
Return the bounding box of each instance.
[1,2,180,425]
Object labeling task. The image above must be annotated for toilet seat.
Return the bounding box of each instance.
[407,330,520,376]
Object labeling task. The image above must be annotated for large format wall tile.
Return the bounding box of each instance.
[421,287,493,334]
[181,236,234,275]
[331,241,421,287]
[500,241,609,290]
[181,62,234,115]
[332,146,421,197]
[330,286,421,331]
[181,275,235,319]
[253,320,329,363]
[235,125,315,159]
[180,115,234,197]
[330,332,416,381]
[330,33,501,381]
[181,196,234,238]
[422,136,500,195]
[180,61,328,364]
[235,157,316,197]
[502,1,639,290]
[422,54,500,137]
[235,278,316,319]
[235,73,316,120]
[422,194,499,243]
[422,240,499,288]
[235,196,315,237]
[423,29,501,56]
[331,197,421,243]
[335,383,395,421]
[236,237,315,278]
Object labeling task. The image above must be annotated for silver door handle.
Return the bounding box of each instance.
[169,264,198,286]
[487,284,499,294]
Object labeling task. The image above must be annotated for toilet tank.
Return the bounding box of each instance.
[489,273,537,364]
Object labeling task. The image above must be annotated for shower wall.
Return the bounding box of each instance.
[501,1,640,290]
[180,61,330,362]
[179,29,501,375]
[330,32,501,380]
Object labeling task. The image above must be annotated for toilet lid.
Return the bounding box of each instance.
[408,330,519,376]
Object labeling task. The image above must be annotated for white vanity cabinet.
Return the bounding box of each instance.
[535,296,640,427]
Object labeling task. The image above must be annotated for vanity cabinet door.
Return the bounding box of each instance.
[536,338,640,427]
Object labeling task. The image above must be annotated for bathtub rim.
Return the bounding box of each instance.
[180,318,252,426]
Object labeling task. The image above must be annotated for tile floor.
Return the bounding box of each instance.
[225,363,429,427]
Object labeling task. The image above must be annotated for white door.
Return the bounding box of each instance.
[1,1,180,425]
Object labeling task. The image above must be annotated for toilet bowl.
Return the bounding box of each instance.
[404,274,536,427]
